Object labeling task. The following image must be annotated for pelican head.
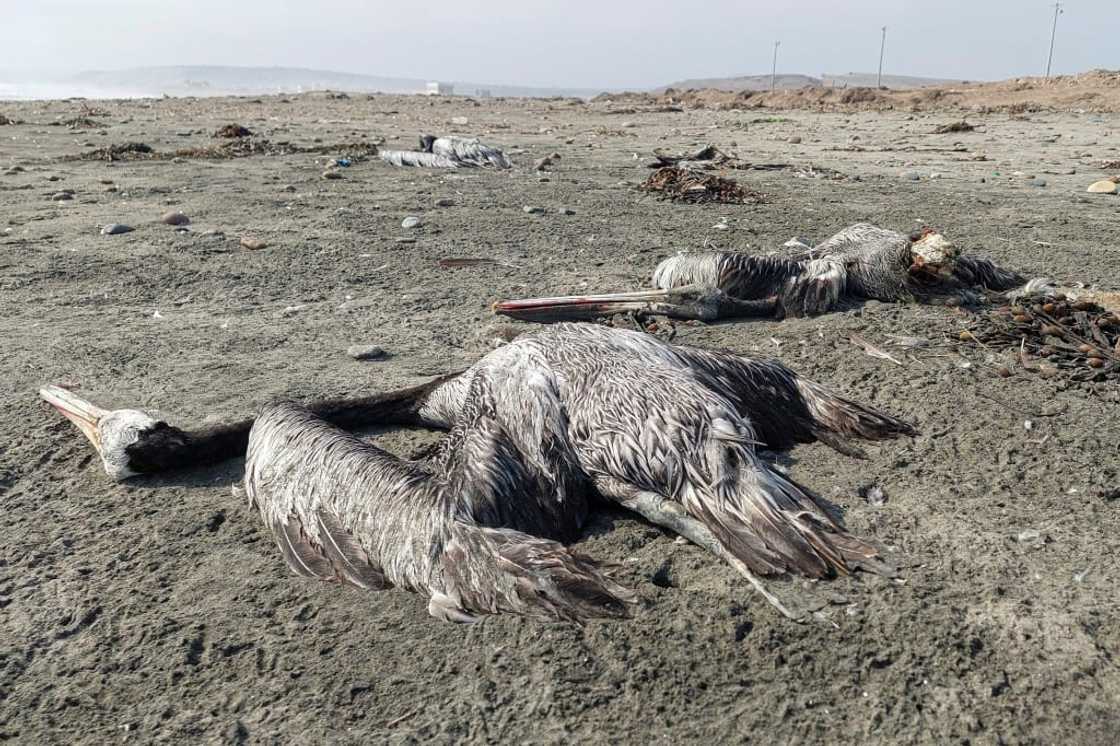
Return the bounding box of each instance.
[40,385,161,481]
[908,232,960,277]
[419,134,437,153]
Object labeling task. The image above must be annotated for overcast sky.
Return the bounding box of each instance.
[8,1,1117,88]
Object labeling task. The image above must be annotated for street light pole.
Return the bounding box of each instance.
[877,26,887,88]
[1045,2,1063,78]
[771,41,781,91]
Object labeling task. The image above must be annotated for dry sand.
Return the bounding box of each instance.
[1,91,1119,744]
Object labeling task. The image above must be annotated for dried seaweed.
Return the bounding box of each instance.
[74,139,379,162]
[958,297,1119,383]
[213,124,253,138]
[639,166,765,205]
[933,121,976,134]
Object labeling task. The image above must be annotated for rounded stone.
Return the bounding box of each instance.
[161,210,190,226]
[401,216,422,229]
[100,223,134,235]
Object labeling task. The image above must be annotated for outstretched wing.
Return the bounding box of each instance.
[665,344,917,455]
[380,149,460,169]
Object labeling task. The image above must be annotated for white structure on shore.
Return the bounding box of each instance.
[425,81,454,96]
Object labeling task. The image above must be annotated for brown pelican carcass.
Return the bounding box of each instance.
[41,323,915,621]
[379,135,512,169]
[495,223,1038,322]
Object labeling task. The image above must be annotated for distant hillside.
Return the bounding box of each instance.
[660,71,966,92]
[3,65,606,100]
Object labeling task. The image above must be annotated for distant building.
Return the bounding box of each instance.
[425,81,454,96]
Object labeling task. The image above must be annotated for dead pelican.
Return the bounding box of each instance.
[380,135,512,169]
[41,323,914,620]
[496,223,1032,322]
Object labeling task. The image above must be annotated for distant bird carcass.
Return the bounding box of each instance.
[40,323,914,622]
[380,134,512,169]
[496,223,1041,322]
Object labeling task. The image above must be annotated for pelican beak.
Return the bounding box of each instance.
[494,289,682,321]
[39,385,107,455]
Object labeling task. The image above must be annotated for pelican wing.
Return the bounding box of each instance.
[432,136,512,168]
[666,343,917,454]
[380,149,460,168]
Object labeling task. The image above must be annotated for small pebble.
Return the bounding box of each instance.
[282,184,297,192]
[51,191,73,201]
[900,171,921,181]
[347,345,388,361]
[1030,177,1047,187]
[557,207,576,215]
[522,205,544,214]
[240,237,268,250]
[401,216,422,229]
[160,210,190,226]
[100,223,133,235]
[1017,529,1042,544]
[1086,179,1118,194]
[450,116,469,125]
[434,198,454,207]
[322,169,343,180]
[787,136,802,144]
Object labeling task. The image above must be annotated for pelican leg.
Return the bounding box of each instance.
[593,477,805,622]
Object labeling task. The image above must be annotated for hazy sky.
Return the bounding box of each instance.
[9,1,1117,88]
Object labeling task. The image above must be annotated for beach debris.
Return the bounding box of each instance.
[437,257,519,269]
[100,223,133,235]
[240,237,268,250]
[0,113,17,125]
[859,484,887,507]
[639,166,764,205]
[849,334,904,366]
[213,124,252,138]
[160,211,190,226]
[322,169,344,179]
[434,198,454,207]
[645,144,739,170]
[534,153,561,171]
[958,295,1119,383]
[51,191,74,201]
[522,205,545,214]
[557,207,576,215]
[1087,179,1118,194]
[933,121,976,134]
[80,142,154,161]
[347,344,388,361]
[334,158,352,167]
[401,216,421,229]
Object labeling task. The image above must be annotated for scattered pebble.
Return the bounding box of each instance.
[282,184,297,192]
[556,207,576,215]
[434,198,454,207]
[322,169,344,180]
[401,216,422,229]
[900,171,921,181]
[1016,529,1042,544]
[240,237,268,250]
[522,205,544,214]
[160,210,190,226]
[1087,179,1117,194]
[451,116,469,126]
[347,344,388,361]
[787,136,802,144]
[100,223,133,235]
[51,191,73,201]
[1029,177,1047,187]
